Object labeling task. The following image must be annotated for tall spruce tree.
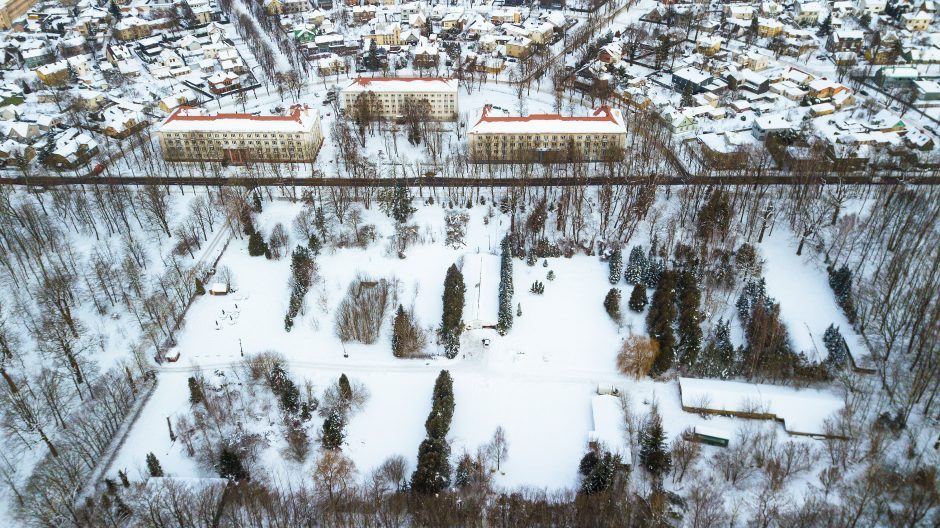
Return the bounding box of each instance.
[146,453,164,477]
[639,406,671,484]
[628,283,648,312]
[218,446,249,481]
[425,370,455,440]
[187,376,204,405]
[696,318,736,378]
[608,248,623,285]
[497,237,514,335]
[248,233,268,257]
[823,324,848,370]
[624,246,647,285]
[392,305,407,358]
[647,270,678,376]
[285,246,314,331]
[321,409,347,450]
[412,370,456,495]
[604,288,622,321]
[410,437,451,495]
[676,270,703,368]
[391,183,416,224]
[441,265,466,358]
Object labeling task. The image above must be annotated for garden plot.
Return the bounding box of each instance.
[761,229,866,363]
[678,377,845,436]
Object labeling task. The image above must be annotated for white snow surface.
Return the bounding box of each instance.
[678,377,844,436]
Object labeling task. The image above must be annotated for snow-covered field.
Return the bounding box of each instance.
[109,195,852,491]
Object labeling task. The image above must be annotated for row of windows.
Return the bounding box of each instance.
[475,134,618,141]
[168,139,306,147]
[163,132,308,140]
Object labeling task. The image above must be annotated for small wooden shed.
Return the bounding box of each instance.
[209,282,228,296]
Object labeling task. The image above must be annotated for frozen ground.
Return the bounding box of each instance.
[761,228,865,363]
[109,196,851,491]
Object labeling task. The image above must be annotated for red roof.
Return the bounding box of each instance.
[475,105,618,125]
[350,76,454,86]
[165,105,310,124]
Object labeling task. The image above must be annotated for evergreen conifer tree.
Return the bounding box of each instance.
[391,183,416,224]
[251,194,263,213]
[307,234,321,256]
[338,373,352,402]
[608,248,623,285]
[647,271,678,375]
[410,437,451,495]
[187,376,203,405]
[823,324,848,370]
[454,452,476,489]
[696,318,736,378]
[195,277,205,295]
[247,233,268,256]
[624,246,647,285]
[321,409,346,450]
[604,288,622,321]
[146,453,164,477]
[676,270,703,368]
[218,446,249,481]
[579,451,621,495]
[392,305,408,358]
[639,406,671,484]
[425,370,455,440]
[497,237,514,335]
[441,265,466,359]
[628,283,648,312]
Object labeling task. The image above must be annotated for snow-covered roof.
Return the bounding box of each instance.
[678,377,845,436]
[342,77,457,94]
[160,106,320,134]
[470,106,626,135]
[589,395,631,459]
[673,67,711,84]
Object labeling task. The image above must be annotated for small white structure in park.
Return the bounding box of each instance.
[209,282,228,296]
[588,394,631,467]
[461,253,500,330]
[164,348,180,362]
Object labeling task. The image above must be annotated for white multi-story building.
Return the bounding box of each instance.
[341,77,458,121]
[158,106,323,163]
[468,105,628,162]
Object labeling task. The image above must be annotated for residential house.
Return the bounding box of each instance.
[46,128,99,169]
[757,17,783,37]
[857,0,887,14]
[752,114,794,140]
[505,36,532,59]
[35,60,70,85]
[672,67,713,94]
[159,88,197,112]
[901,10,933,31]
[827,30,864,53]
[113,16,152,41]
[794,2,821,24]
[208,71,240,94]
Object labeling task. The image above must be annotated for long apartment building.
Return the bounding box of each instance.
[158,106,323,163]
[341,77,458,121]
[468,105,628,162]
